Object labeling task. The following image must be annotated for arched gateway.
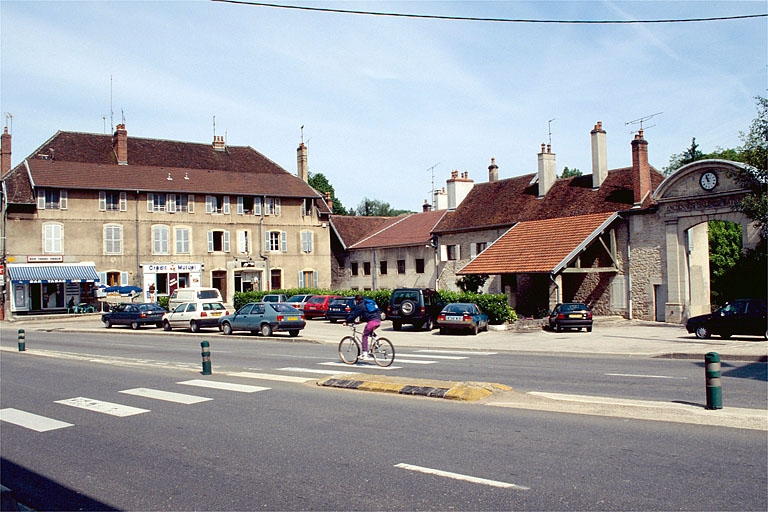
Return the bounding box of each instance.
[653,159,758,323]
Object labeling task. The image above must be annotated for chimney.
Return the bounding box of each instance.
[433,187,447,210]
[324,191,333,212]
[446,170,474,210]
[422,200,431,212]
[297,142,308,182]
[537,143,556,197]
[631,129,651,206]
[591,121,607,189]
[1,126,11,176]
[112,124,128,165]
[488,157,498,182]
[212,135,226,152]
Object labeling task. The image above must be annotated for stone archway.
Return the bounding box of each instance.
[653,159,757,323]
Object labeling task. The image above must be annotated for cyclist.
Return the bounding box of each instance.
[343,294,381,360]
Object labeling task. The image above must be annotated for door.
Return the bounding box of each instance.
[654,284,666,322]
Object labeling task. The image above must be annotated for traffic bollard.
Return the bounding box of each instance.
[201,341,212,375]
[705,352,722,410]
[17,329,25,352]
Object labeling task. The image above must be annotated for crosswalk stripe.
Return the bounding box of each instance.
[399,354,468,360]
[0,408,74,432]
[391,358,437,365]
[120,388,212,404]
[319,362,402,370]
[227,372,314,383]
[414,349,497,355]
[55,397,150,417]
[278,367,360,375]
[177,379,270,393]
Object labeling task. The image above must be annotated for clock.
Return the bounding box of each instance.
[700,171,718,191]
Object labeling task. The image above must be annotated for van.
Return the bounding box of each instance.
[168,287,223,312]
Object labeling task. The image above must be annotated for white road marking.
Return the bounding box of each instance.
[399,353,468,360]
[227,372,314,383]
[605,373,687,380]
[319,362,401,370]
[0,408,73,432]
[177,379,270,393]
[394,463,530,490]
[120,388,212,404]
[414,349,497,355]
[393,358,437,365]
[278,367,359,375]
[55,397,150,417]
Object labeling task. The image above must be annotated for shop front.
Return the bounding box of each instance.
[141,263,203,301]
[7,262,100,314]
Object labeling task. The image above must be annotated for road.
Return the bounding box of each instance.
[1,320,766,510]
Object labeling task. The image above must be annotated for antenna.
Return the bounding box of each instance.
[213,115,216,138]
[4,112,13,132]
[427,162,440,209]
[300,125,304,144]
[102,115,107,133]
[625,112,663,133]
[548,118,556,146]
[121,109,125,125]
[110,75,114,132]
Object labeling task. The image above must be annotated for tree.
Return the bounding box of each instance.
[354,198,398,217]
[708,221,742,303]
[308,172,347,215]
[456,274,488,293]
[559,166,582,178]
[664,137,703,175]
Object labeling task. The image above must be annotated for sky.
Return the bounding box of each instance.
[1,1,766,212]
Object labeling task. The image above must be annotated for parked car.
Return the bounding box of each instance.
[326,297,357,323]
[102,303,166,330]
[686,298,767,339]
[285,294,314,310]
[437,303,489,335]
[261,294,288,303]
[168,287,223,312]
[162,301,230,332]
[218,302,306,337]
[548,302,593,332]
[387,288,444,331]
[303,294,342,319]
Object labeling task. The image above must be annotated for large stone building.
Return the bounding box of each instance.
[0,125,331,315]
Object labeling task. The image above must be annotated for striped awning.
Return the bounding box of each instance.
[8,264,100,284]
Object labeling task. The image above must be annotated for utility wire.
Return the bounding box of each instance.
[211,0,767,24]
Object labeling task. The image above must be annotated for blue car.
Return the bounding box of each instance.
[102,302,166,330]
[437,303,489,335]
[218,302,306,337]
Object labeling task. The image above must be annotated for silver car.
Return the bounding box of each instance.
[162,301,230,332]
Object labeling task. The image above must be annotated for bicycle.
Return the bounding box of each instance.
[338,323,395,367]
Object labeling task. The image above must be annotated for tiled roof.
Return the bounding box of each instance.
[434,168,663,234]
[330,216,399,249]
[350,209,447,249]
[457,212,618,274]
[3,130,323,204]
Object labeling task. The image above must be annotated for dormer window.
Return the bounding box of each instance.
[147,193,166,212]
[206,195,230,214]
[37,189,68,210]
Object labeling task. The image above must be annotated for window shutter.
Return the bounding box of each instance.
[298,271,304,288]
[456,245,461,260]
[313,271,318,288]
[254,197,261,215]
[168,194,177,213]
[37,189,45,209]
[264,198,271,216]
[470,243,477,259]
[207,231,214,252]
[97,272,107,286]
[238,231,247,253]
[59,190,67,209]
[274,198,281,215]
[440,245,447,262]
[99,192,107,211]
[223,231,230,252]
[237,196,244,214]
[119,192,127,211]
[188,195,195,213]
[120,272,129,286]
[147,193,154,212]
[265,230,271,252]
[205,195,213,214]
[223,196,230,214]
[281,231,288,252]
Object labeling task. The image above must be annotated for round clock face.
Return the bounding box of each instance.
[700,171,718,190]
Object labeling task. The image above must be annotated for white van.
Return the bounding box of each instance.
[168,287,223,312]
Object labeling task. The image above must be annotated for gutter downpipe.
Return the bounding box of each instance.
[626,215,633,320]
[1,180,7,320]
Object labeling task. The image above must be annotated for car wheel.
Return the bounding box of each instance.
[695,325,710,339]
[379,311,386,321]
[471,324,478,335]
[555,323,562,333]
[131,321,140,330]
[392,321,402,331]
[222,322,233,335]
[104,318,112,329]
[330,319,338,323]
[261,323,273,337]
[586,326,593,333]
[720,333,732,340]
[163,320,172,331]
[422,317,433,331]
[400,300,416,316]
[190,321,200,333]
[289,330,299,337]
[439,327,447,335]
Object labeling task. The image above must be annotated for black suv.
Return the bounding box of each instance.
[388,288,444,331]
[686,298,767,339]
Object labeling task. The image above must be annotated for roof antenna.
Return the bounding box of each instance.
[625,112,663,134]
[427,162,440,209]
[110,75,114,132]
[4,112,12,132]
[121,109,126,125]
[213,115,216,138]
[548,118,556,146]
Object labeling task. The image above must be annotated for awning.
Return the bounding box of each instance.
[8,263,100,284]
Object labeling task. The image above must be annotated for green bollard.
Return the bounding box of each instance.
[201,340,212,375]
[705,352,722,410]
[17,329,25,352]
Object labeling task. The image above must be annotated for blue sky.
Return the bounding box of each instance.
[2,1,766,212]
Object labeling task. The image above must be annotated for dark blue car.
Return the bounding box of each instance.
[102,303,166,330]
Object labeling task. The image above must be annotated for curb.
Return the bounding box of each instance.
[654,353,767,362]
[317,374,513,401]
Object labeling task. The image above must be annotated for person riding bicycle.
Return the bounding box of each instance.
[343,294,381,360]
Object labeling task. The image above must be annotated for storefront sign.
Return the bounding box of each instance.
[144,263,202,272]
[27,255,64,263]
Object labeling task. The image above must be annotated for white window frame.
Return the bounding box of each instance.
[207,230,231,253]
[266,230,287,253]
[152,225,170,254]
[147,193,167,213]
[175,227,191,254]
[37,189,67,210]
[104,224,123,255]
[238,230,251,255]
[43,223,63,253]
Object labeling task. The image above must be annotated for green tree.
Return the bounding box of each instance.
[354,197,398,216]
[308,172,347,215]
[708,221,742,303]
[559,166,582,178]
[664,137,703,175]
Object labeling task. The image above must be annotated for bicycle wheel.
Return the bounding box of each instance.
[338,336,360,364]
[370,337,395,367]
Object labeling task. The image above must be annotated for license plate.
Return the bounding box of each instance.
[569,314,582,319]
[211,312,222,316]
[447,315,463,321]
[287,316,299,321]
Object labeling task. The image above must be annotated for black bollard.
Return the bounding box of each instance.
[201,341,212,375]
[17,329,25,351]
[705,352,722,410]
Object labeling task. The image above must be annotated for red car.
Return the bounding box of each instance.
[302,295,342,319]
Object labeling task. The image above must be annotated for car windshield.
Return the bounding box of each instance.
[393,291,419,303]
[560,303,589,312]
[271,304,296,313]
[443,304,473,315]
[197,290,220,299]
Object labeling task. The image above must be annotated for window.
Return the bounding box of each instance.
[447,245,458,260]
[397,260,406,274]
[415,258,425,274]
[99,191,127,212]
[303,198,313,217]
[351,262,359,276]
[147,193,167,212]
[238,230,251,254]
[152,225,170,254]
[208,230,230,252]
[271,269,282,289]
[471,242,487,259]
[301,231,313,253]
[441,244,461,261]
[205,195,230,214]
[175,227,191,254]
[104,224,123,254]
[380,261,387,275]
[363,262,371,275]
[237,196,258,215]
[265,197,281,216]
[266,231,287,252]
[43,223,63,253]
[298,270,318,288]
[177,195,194,213]
[37,189,67,210]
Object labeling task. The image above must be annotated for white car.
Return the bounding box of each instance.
[162,301,230,332]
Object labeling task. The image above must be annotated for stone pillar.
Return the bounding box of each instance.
[664,219,685,323]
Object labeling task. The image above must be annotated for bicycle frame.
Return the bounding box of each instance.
[338,323,394,367]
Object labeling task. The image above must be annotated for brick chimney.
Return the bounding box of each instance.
[112,124,128,165]
[324,191,333,212]
[591,121,607,189]
[537,143,556,197]
[297,142,308,182]
[446,170,474,210]
[631,129,651,206]
[488,157,498,182]
[1,126,11,176]
[212,135,226,152]
[422,200,431,212]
